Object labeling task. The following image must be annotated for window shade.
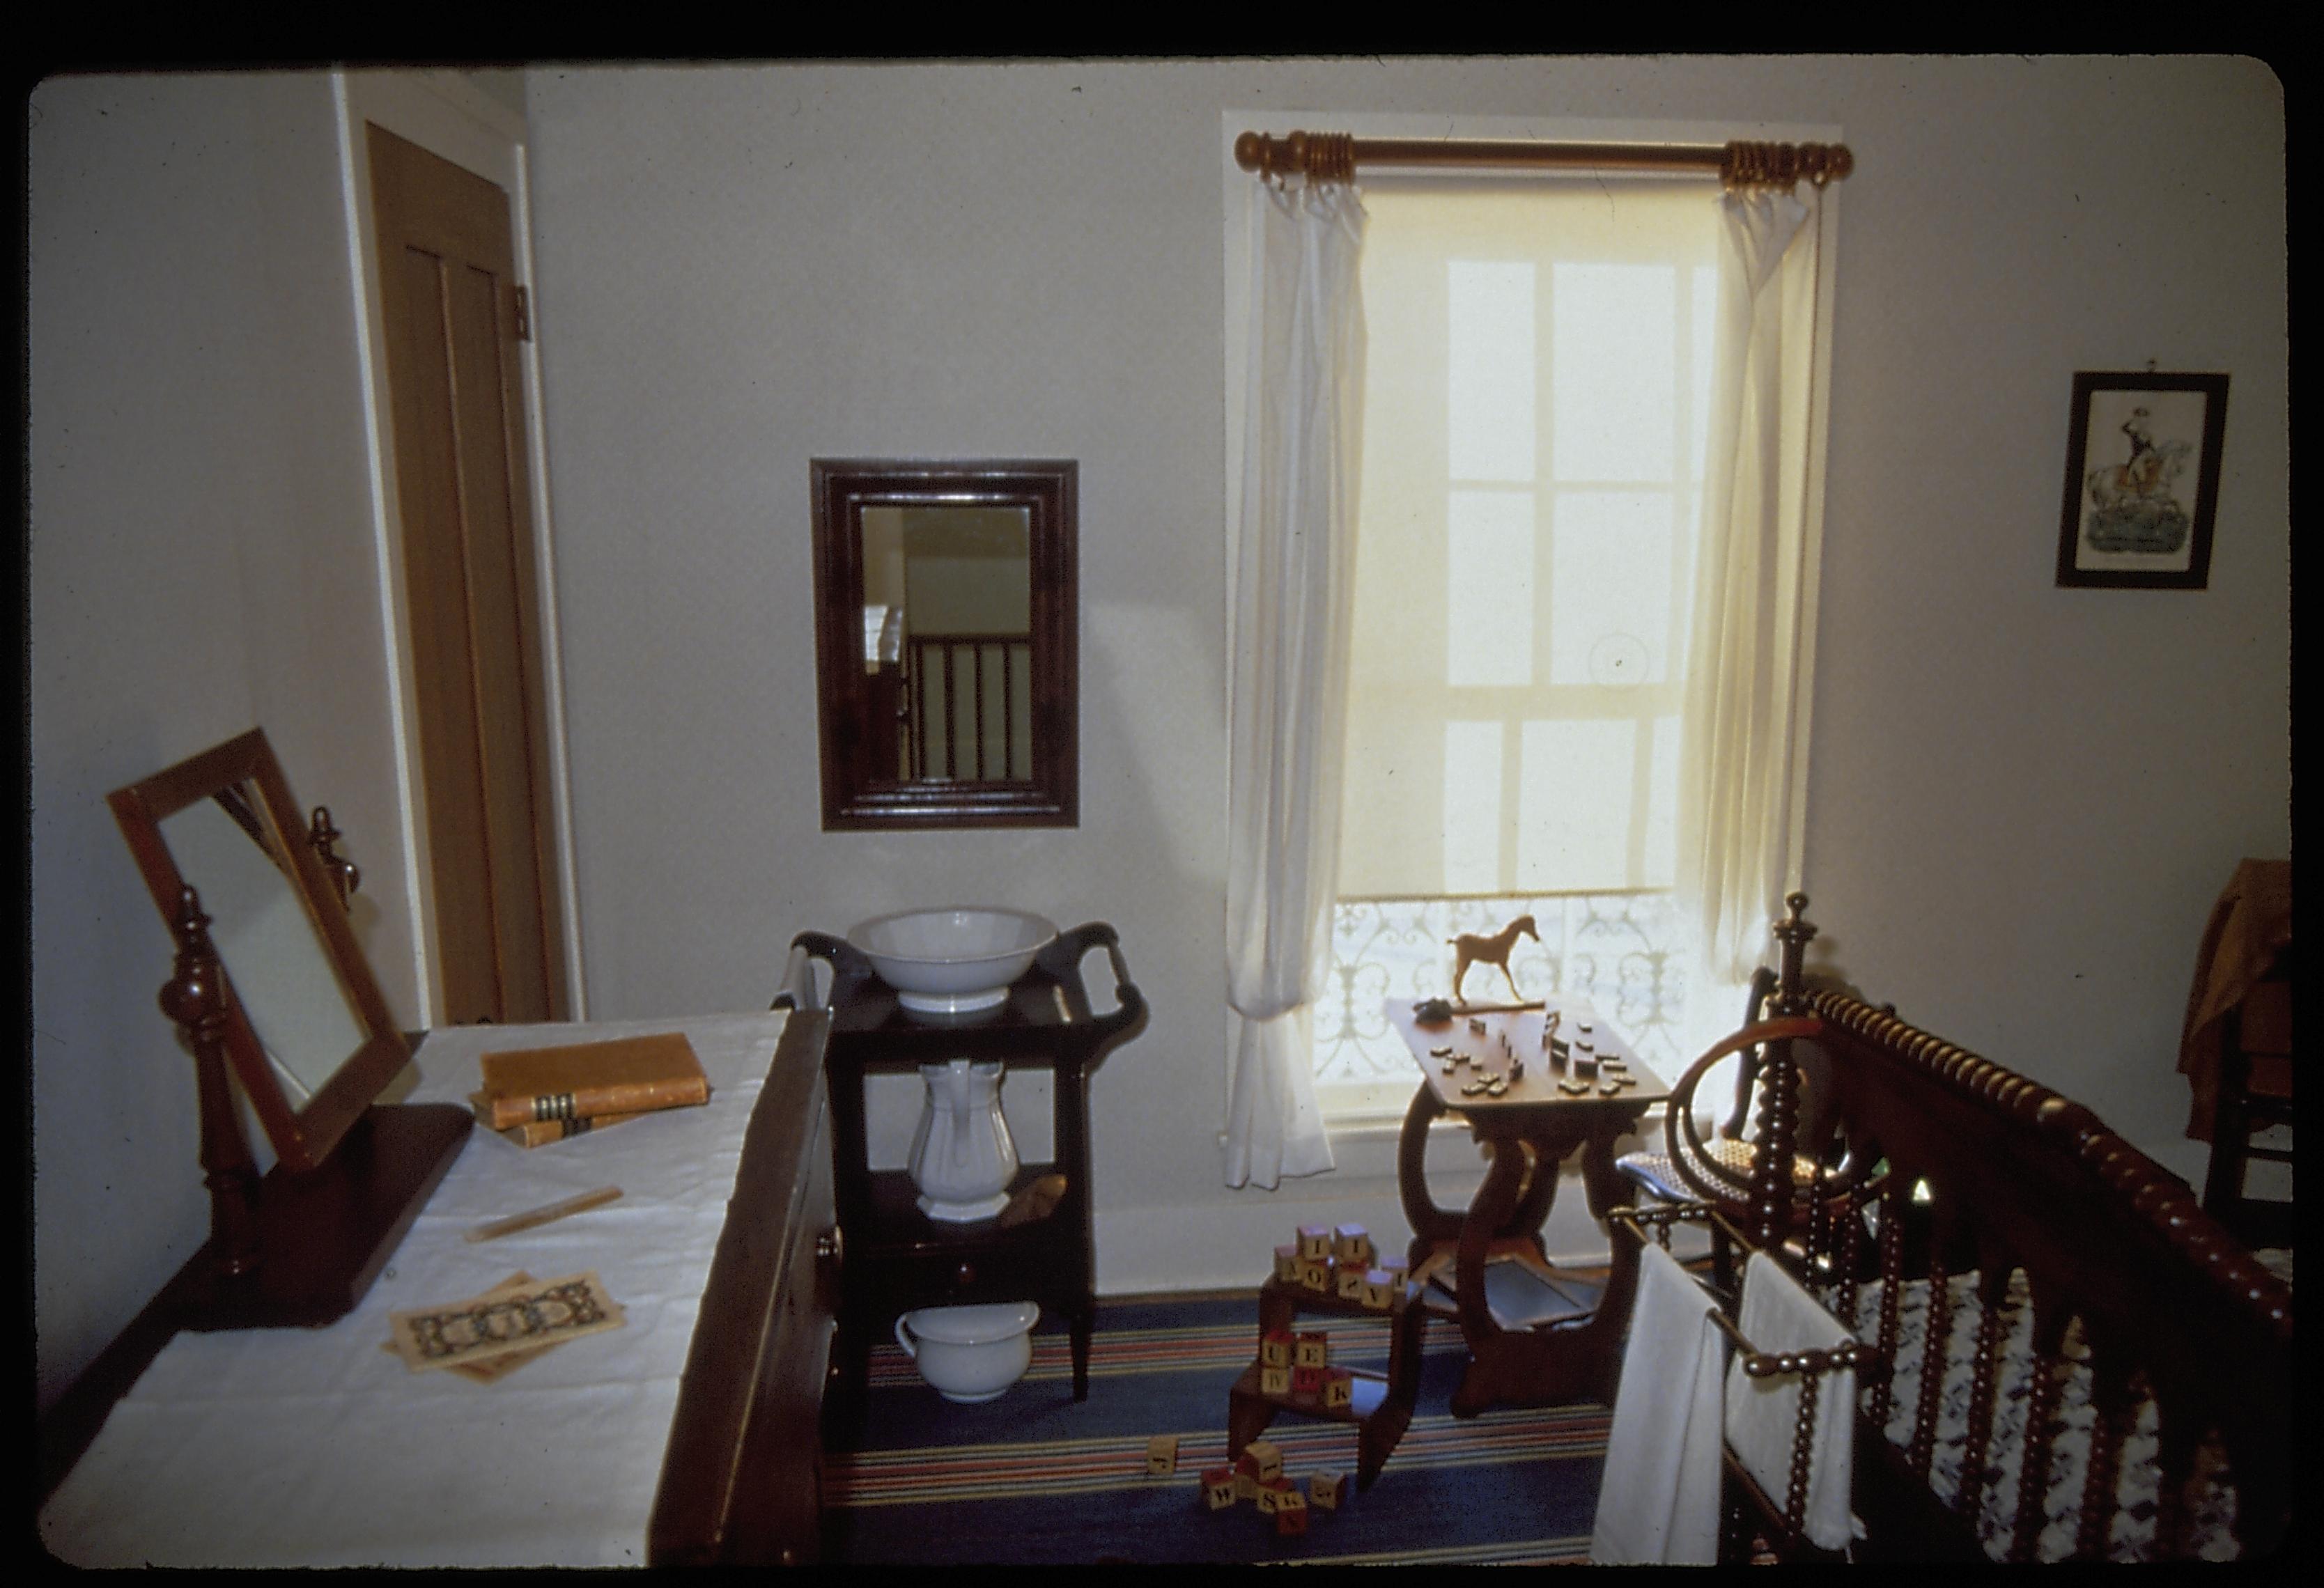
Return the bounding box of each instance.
[1338,178,1723,899]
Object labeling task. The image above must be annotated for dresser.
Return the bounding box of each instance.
[38,1009,837,1568]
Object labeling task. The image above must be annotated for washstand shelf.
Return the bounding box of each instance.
[781,921,1147,1415]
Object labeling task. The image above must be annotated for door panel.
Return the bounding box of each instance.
[369,122,565,1026]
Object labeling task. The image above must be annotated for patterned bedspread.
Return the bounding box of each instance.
[1846,1259,2282,1562]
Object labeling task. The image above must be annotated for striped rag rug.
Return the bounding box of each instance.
[821,1291,1607,1564]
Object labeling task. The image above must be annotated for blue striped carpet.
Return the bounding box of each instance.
[821,1292,1607,1564]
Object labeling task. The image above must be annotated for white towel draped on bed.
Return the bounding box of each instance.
[1724,1250,1859,1552]
[1590,1243,1727,1565]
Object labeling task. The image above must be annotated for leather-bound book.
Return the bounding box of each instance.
[470,1095,652,1148]
[474,1032,711,1131]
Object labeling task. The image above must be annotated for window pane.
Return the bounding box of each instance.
[1448,260,1535,483]
[1552,263,1678,484]
[1517,718,1636,892]
[1442,721,1503,894]
[1548,490,1676,687]
[1446,489,1535,687]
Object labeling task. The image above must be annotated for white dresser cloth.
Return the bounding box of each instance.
[39,1011,791,1568]
[1590,1242,1727,1566]
[1723,1249,1860,1552]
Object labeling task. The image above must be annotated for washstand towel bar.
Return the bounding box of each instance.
[1607,1202,1879,1556]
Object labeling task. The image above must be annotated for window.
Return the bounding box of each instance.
[1314,176,1730,1121]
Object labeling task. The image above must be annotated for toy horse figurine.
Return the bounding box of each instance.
[1449,914,1537,1004]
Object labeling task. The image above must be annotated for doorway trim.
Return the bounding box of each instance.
[332,68,587,1026]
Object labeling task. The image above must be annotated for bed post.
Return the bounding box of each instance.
[1749,894,1818,1251]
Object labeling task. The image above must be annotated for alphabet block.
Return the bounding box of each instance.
[1322,1367,1354,1410]
[1292,1363,1322,1396]
[1362,1268,1395,1309]
[1293,1330,1328,1369]
[1146,1434,1179,1476]
[1246,1439,1283,1484]
[1296,1224,1332,1261]
[1203,1466,1238,1509]
[1331,1223,1372,1267]
[1335,1261,1368,1301]
[1261,1328,1294,1367]
[1273,1244,1301,1283]
[1297,1256,1331,1293]
[1274,1488,1309,1534]
[1260,1362,1291,1396]
[1258,1477,1297,1517]
[1309,1470,1347,1509]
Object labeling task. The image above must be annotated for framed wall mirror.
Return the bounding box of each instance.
[109,728,418,1175]
[810,459,1078,828]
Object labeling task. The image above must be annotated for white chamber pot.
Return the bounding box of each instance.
[894,1300,1041,1403]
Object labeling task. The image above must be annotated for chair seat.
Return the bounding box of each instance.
[1617,1138,1820,1206]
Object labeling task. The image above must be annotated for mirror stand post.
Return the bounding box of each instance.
[161,885,261,1279]
[156,883,474,1331]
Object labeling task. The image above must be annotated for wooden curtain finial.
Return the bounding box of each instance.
[1723,141,1855,190]
[1234,129,1356,184]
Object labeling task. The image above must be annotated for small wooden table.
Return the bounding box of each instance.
[1388,999,1668,1417]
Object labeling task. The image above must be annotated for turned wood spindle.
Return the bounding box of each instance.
[1956,1267,2017,1519]
[1867,1175,1907,1433]
[160,884,260,1279]
[1749,894,1817,1249]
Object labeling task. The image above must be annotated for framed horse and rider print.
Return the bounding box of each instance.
[2055,369,2229,589]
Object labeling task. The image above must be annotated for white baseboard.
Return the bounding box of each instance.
[1090,1165,1712,1298]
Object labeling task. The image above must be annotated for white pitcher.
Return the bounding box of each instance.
[908,1059,1018,1222]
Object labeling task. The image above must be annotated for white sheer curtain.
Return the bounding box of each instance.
[1675,180,1828,991]
[1223,175,1368,1189]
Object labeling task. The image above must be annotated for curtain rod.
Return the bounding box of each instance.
[1233,130,1854,188]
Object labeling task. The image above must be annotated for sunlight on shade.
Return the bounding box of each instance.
[1554,263,1679,484]
[1517,718,1636,892]
[1645,715,1680,887]
[1442,721,1503,893]
[1448,260,1535,483]
[1548,491,1676,686]
[1446,490,1536,687]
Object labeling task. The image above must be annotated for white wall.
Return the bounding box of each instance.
[28,72,415,1406]
[29,54,2288,1409]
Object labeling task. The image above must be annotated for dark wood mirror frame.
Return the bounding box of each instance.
[107,727,470,1328]
[810,458,1079,829]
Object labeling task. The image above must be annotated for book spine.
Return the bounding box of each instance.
[498,1111,649,1149]
[483,1076,711,1132]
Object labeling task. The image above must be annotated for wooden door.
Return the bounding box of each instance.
[368,122,566,1027]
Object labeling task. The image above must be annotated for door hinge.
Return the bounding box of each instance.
[512,283,532,341]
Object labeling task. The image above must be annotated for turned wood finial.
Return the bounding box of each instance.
[160,886,223,1030]
[308,804,359,910]
[1771,892,1816,1017]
